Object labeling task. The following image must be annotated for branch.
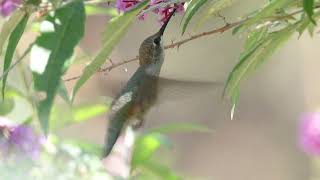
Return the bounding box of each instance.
[0,43,33,81]
[64,20,244,82]
[164,20,244,50]
[64,4,318,82]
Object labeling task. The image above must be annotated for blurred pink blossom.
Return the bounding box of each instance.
[0,0,21,17]
[155,3,184,24]
[0,117,43,160]
[115,0,184,24]
[298,112,320,155]
[116,0,142,12]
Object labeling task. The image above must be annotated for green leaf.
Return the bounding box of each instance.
[230,87,239,120]
[303,0,316,24]
[0,10,25,56]
[85,5,118,16]
[2,15,29,98]
[224,24,297,100]
[132,133,170,168]
[0,86,28,117]
[22,116,33,125]
[0,98,14,115]
[0,85,27,100]
[297,14,312,36]
[181,0,208,35]
[27,0,41,6]
[232,9,260,35]
[142,160,181,180]
[71,1,148,101]
[51,103,108,131]
[244,26,268,50]
[133,122,212,166]
[73,103,108,121]
[57,80,70,104]
[195,0,234,30]
[63,139,103,156]
[297,10,320,37]
[236,0,292,33]
[232,23,244,35]
[307,23,316,37]
[30,0,85,135]
[146,122,212,134]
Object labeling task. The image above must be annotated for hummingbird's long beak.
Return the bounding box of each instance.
[158,8,177,36]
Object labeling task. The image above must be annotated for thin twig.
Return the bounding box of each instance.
[64,20,244,82]
[84,0,113,5]
[63,5,319,82]
[164,20,244,50]
[0,43,34,81]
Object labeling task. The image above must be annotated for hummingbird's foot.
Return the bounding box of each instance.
[131,117,144,129]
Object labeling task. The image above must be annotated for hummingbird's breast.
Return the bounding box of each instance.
[134,75,159,114]
[121,74,159,128]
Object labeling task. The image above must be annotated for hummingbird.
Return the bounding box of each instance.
[102,9,177,157]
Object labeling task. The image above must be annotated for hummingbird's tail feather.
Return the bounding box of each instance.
[102,112,127,157]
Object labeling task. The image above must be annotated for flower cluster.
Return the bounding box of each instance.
[0,0,21,17]
[0,118,42,160]
[116,0,184,23]
[298,112,320,156]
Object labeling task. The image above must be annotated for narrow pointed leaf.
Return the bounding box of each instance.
[71,1,148,101]
[230,87,239,120]
[297,11,320,36]
[57,80,70,104]
[232,9,260,35]
[224,25,297,100]
[303,0,316,24]
[51,103,108,131]
[195,0,234,30]
[0,10,25,56]
[244,26,268,50]
[132,133,170,168]
[0,98,14,115]
[236,0,292,33]
[307,23,315,37]
[142,160,181,180]
[2,15,29,98]
[181,0,208,35]
[297,14,312,37]
[30,1,85,134]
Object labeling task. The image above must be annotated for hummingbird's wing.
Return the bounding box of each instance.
[156,78,224,103]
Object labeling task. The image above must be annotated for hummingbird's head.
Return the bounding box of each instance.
[138,8,176,66]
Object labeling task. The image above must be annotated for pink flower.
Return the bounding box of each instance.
[116,0,142,12]
[176,2,185,13]
[298,112,320,155]
[138,13,147,20]
[150,1,185,24]
[115,0,185,24]
[0,0,21,17]
[0,117,43,160]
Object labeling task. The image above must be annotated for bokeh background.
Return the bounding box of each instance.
[11,0,320,179]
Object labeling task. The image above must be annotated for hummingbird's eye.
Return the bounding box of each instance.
[153,37,161,45]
